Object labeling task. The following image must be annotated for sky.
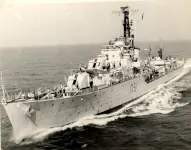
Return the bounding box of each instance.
[0,0,191,47]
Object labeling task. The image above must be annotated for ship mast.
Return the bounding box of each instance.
[120,6,134,48]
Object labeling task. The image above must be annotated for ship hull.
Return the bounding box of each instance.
[3,66,183,137]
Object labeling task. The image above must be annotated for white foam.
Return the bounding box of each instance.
[129,87,189,117]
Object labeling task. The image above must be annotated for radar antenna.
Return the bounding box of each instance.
[120,6,131,41]
[112,6,143,48]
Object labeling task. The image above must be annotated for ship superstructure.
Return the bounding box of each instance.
[1,6,184,137]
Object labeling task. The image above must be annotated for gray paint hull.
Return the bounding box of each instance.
[3,66,183,136]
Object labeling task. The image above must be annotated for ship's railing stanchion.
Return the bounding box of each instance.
[1,73,10,103]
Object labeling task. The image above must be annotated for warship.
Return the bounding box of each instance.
[1,6,184,137]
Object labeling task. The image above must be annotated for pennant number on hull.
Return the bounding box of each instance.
[130,82,137,93]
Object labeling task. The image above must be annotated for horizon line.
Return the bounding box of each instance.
[0,39,191,49]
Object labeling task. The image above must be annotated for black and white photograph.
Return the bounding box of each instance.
[0,0,191,149]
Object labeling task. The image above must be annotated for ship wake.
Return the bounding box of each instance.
[13,60,191,145]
